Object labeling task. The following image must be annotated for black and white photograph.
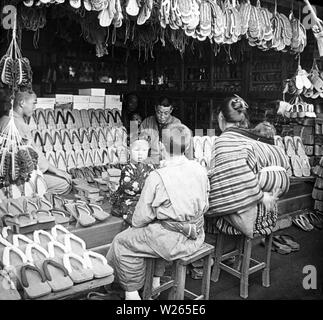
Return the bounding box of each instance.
[0,0,322,308]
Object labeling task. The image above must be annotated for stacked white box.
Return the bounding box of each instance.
[78,88,106,96]
[104,95,122,111]
[55,94,73,104]
[73,95,90,109]
[36,98,56,109]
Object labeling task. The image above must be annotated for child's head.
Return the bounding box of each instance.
[253,121,276,139]
[130,139,150,163]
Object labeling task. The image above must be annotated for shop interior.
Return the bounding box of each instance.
[0,0,323,300]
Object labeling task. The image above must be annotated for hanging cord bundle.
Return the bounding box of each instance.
[0,19,33,89]
[0,13,37,194]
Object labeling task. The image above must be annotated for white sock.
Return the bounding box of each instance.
[125,291,141,300]
[152,277,161,290]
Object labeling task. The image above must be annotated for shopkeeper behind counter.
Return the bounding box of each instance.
[0,87,72,195]
[139,96,193,165]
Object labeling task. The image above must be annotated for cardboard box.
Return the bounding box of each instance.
[55,94,73,103]
[89,96,105,104]
[73,103,90,110]
[104,95,122,111]
[73,95,90,103]
[35,104,55,110]
[79,88,106,96]
[37,98,56,105]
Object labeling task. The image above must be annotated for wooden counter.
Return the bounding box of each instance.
[277,177,315,216]
[70,177,315,251]
[70,215,125,255]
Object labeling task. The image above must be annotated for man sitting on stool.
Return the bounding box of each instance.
[106,123,209,300]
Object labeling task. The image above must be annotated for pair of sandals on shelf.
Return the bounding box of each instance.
[44,193,111,228]
[64,200,111,228]
[0,225,113,299]
[0,197,67,234]
[274,135,311,177]
[292,210,323,232]
[69,165,106,183]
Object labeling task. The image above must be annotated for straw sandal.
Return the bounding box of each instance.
[83,251,114,278]
[307,211,323,230]
[42,259,73,292]
[19,264,51,299]
[284,136,296,157]
[291,155,303,177]
[273,235,300,251]
[63,252,94,284]
[293,215,314,231]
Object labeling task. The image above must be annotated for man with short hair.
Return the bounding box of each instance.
[107,124,209,300]
[0,88,71,194]
[139,96,193,164]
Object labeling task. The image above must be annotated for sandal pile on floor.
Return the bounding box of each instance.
[274,135,311,177]
[0,225,114,299]
[271,235,300,255]
[292,210,323,231]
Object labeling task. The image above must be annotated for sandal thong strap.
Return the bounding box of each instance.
[43,259,69,281]
[20,264,47,288]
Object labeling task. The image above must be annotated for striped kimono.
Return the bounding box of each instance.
[207,128,290,236]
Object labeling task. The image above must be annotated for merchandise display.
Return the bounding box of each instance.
[284,59,323,100]
[21,0,307,56]
[274,135,311,177]
[30,108,128,172]
[0,0,321,302]
[0,225,114,300]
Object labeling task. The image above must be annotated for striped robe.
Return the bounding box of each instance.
[207,128,290,236]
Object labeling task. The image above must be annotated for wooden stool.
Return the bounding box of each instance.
[142,259,176,300]
[143,243,214,300]
[211,232,273,299]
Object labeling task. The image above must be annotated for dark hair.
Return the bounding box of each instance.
[220,96,249,128]
[156,96,172,108]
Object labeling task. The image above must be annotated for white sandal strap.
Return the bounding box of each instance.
[0,235,13,249]
[47,240,68,258]
[2,246,28,267]
[25,243,50,263]
[12,234,33,248]
[83,250,107,269]
[1,227,12,239]
[51,224,70,240]
[64,233,87,252]
[33,230,55,245]
[63,252,86,274]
